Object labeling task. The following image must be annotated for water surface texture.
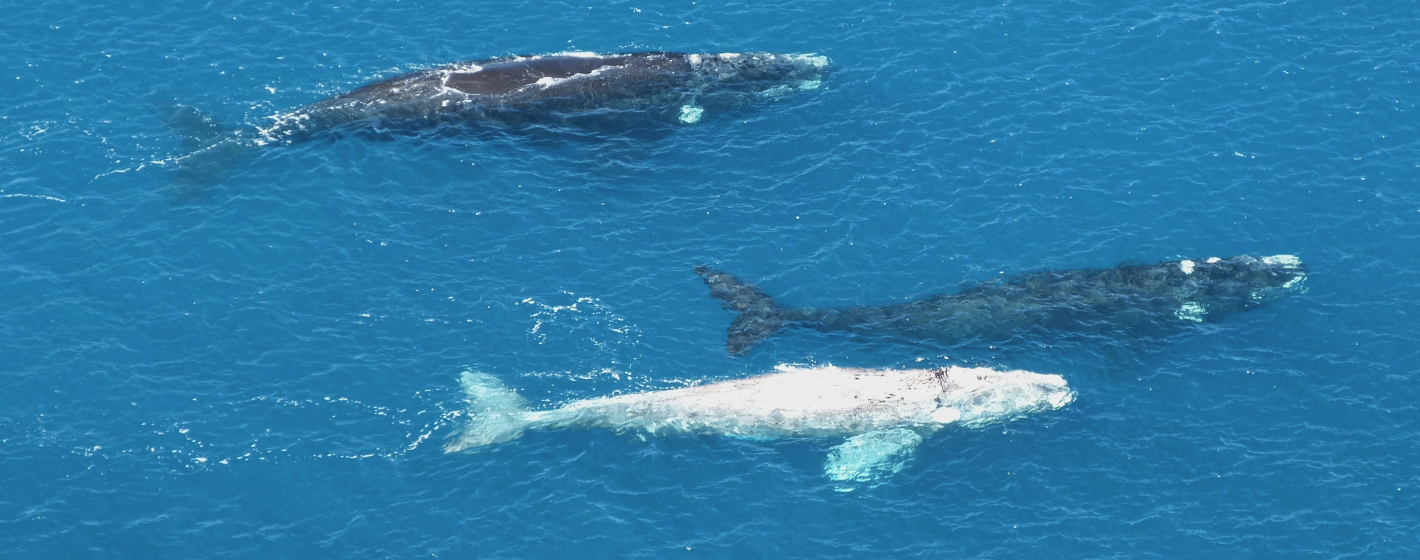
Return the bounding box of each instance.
[4,0,1420,557]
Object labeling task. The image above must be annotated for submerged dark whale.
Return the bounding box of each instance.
[165,51,831,193]
[696,255,1307,355]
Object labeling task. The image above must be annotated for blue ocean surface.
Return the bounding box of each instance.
[4,0,1419,556]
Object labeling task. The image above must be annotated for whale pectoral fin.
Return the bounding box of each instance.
[823,428,924,491]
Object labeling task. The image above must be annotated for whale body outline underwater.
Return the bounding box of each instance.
[164,50,831,194]
[696,254,1307,355]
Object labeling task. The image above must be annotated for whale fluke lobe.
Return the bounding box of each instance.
[165,105,226,151]
[445,371,532,453]
[694,266,787,355]
[163,105,257,199]
[696,255,1308,355]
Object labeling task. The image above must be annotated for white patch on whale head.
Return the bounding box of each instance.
[678,104,704,124]
[718,52,740,59]
[1207,257,1221,263]
[1176,302,1207,322]
[1260,254,1306,290]
[786,53,831,68]
[1179,260,1196,275]
[1262,254,1301,267]
[688,54,701,65]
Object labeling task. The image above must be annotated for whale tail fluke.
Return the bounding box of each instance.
[163,105,257,200]
[694,266,788,355]
[445,371,532,453]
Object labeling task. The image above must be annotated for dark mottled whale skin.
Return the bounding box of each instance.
[696,255,1307,355]
[166,51,830,192]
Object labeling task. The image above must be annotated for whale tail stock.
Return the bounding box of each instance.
[694,266,789,355]
[445,371,532,453]
[163,105,257,200]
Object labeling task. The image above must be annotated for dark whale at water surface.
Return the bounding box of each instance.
[165,51,831,193]
[696,255,1307,355]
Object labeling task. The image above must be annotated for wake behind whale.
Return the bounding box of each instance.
[165,51,831,195]
[446,364,1073,489]
[697,255,1307,355]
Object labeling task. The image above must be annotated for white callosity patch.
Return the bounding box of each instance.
[1262,254,1307,290]
[678,104,704,124]
[1180,260,1196,275]
[1207,257,1221,263]
[1176,301,1207,322]
[1261,254,1301,267]
[784,53,831,68]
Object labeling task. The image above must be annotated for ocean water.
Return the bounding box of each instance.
[3,0,1419,556]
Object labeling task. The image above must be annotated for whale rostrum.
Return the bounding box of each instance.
[446,365,1073,489]
[696,255,1307,355]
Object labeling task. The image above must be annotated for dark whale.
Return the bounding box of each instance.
[696,255,1307,355]
[166,51,831,193]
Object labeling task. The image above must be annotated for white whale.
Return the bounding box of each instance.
[446,364,1074,488]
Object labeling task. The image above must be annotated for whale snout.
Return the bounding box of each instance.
[1260,254,1307,291]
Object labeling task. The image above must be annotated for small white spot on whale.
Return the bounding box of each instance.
[1207,257,1221,263]
[718,52,740,59]
[1176,302,1206,322]
[678,104,704,124]
[1180,260,1196,274]
[535,76,558,87]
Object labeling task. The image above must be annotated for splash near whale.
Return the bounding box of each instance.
[446,365,1073,489]
[696,255,1307,355]
[164,51,831,193]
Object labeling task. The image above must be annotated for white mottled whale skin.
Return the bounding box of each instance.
[447,365,1073,488]
[165,51,830,194]
[697,254,1307,355]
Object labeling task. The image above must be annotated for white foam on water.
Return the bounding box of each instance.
[678,105,704,124]
[1176,302,1207,322]
[931,407,961,424]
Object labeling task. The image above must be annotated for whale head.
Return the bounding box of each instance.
[1172,254,1306,321]
[932,367,1074,429]
[686,52,831,100]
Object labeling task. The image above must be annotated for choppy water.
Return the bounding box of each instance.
[4,0,1419,556]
